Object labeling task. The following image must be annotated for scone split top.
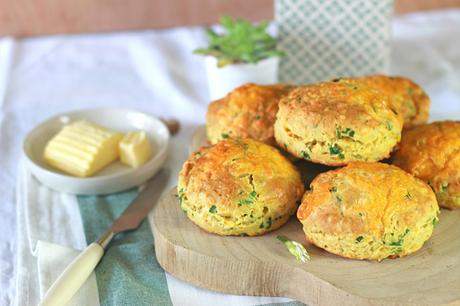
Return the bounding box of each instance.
[297,162,439,261]
[274,79,403,166]
[178,138,304,236]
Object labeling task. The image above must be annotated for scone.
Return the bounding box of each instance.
[178,138,304,236]
[351,75,430,128]
[393,121,460,209]
[297,162,439,261]
[206,83,293,146]
[274,79,403,165]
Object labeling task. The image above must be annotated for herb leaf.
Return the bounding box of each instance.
[209,205,217,213]
[336,127,355,138]
[277,235,311,262]
[300,150,311,160]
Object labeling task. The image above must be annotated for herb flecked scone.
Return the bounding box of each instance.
[297,162,439,261]
[393,121,460,209]
[206,83,293,146]
[274,79,403,166]
[351,75,430,129]
[177,138,304,236]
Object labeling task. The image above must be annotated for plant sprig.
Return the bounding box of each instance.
[277,235,311,262]
[194,16,284,67]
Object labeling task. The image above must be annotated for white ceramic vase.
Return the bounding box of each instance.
[205,56,279,101]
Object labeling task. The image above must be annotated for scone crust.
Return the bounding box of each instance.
[393,121,460,209]
[178,138,304,236]
[274,79,403,165]
[297,162,439,261]
[352,75,430,128]
[206,83,293,146]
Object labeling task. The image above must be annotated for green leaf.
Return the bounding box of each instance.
[209,205,217,214]
[277,235,311,262]
[300,150,311,160]
[329,144,343,157]
[193,16,284,67]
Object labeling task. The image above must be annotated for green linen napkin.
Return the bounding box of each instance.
[77,189,173,306]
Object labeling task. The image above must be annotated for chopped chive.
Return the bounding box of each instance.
[329,144,343,156]
[336,127,355,138]
[221,132,229,139]
[300,150,311,160]
[441,184,449,193]
[405,192,413,200]
[386,121,393,131]
[209,205,217,213]
[356,236,364,243]
[277,235,311,262]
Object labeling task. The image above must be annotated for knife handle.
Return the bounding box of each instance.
[39,243,104,306]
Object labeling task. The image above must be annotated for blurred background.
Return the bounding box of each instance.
[1,0,459,36]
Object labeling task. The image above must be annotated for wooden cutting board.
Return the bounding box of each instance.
[150,188,460,306]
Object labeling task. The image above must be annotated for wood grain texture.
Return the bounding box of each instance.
[150,188,460,306]
[1,0,459,37]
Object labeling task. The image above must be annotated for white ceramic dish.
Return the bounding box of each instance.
[23,108,169,195]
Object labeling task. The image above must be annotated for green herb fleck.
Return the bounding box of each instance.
[441,184,449,193]
[329,186,337,193]
[238,190,258,206]
[221,132,229,139]
[432,217,439,226]
[329,144,343,157]
[336,127,355,138]
[254,115,261,120]
[300,150,311,160]
[259,222,264,229]
[356,236,364,243]
[386,121,393,131]
[266,217,272,229]
[392,247,403,254]
[178,188,186,204]
[277,235,311,262]
[209,205,217,214]
[405,192,413,200]
[336,195,342,203]
[388,229,410,247]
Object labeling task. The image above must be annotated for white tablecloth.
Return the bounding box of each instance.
[1,9,460,306]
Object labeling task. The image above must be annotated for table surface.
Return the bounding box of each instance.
[1,9,460,306]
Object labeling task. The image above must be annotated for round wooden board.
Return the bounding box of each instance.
[150,188,460,306]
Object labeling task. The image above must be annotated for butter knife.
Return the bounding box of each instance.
[40,168,170,306]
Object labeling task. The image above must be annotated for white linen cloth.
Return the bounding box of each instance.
[1,9,460,306]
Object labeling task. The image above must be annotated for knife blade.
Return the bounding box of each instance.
[40,168,170,306]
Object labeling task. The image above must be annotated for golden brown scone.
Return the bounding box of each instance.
[297,162,439,261]
[351,75,430,128]
[178,138,304,236]
[393,121,460,209]
[274,79,403,166]
[206,83,293,146]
